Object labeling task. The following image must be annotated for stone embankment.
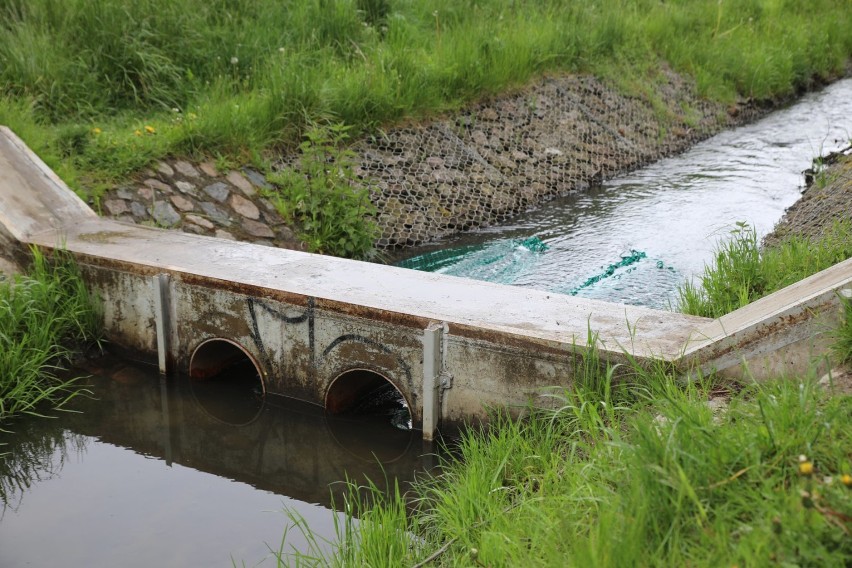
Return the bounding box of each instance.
[764,145,852,246]
[98,160,306,251]
[97,69,762,252]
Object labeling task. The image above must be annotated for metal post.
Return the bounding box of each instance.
[422,323,443,441]
[153,273,171,375]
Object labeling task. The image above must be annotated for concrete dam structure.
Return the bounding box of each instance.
[1,126,850,440]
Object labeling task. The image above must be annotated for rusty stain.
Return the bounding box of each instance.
[449,321,574,358]
[315,297,429,330]
[324,341,402,379]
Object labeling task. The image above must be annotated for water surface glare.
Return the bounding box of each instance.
[397,79,852,309]
[0,359,436,567]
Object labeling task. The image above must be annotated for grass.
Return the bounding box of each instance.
[678,220,852,318]
[0,248,101,424]
[277,357,852,566]
[265,122,378,258]
[0,0,850,201]
[831,292,852,364]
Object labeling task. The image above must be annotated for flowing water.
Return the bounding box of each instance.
[2,80,851,567]
[0,357,435,567]
[397,79,852,309]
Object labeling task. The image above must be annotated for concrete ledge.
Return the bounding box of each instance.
[684,257,852,379]
[0,126,96,241]
[23,217,709,360]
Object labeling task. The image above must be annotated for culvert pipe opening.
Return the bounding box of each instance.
[325,369,412,431]
[188,339,264,425]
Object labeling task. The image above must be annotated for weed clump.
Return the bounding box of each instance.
[0,249,101,423]
[266,123,378,259]
[831,292,852,364]
[678,220,852,318]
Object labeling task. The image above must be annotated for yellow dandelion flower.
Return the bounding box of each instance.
[145,125,156,134]
[798,461,814,476]
[134,129,142,137]
[842,473,852,487]
[91,127,102,135]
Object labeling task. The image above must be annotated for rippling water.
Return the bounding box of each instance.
[398,79,852,309]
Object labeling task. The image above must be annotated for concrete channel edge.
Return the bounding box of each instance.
[1,126,850,439]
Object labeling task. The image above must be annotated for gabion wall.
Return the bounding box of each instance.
[351,71,746,249]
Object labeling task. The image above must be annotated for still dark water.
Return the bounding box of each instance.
[397,78,852,309]
[0,358,436,567]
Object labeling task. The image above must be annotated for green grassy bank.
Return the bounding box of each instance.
[678,220,852,319]
[284,366,852,566]
[274,223,852,566]
[1,0,851,199]
[0,250,101,424]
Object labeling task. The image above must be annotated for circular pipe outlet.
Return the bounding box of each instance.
[324,369,406,414]
[188,338,265,425]
[325,369,415,457]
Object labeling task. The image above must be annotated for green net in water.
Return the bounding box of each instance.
[396,237,549,285]
[398,239,674,301]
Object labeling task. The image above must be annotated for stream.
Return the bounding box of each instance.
[397,78,852,310]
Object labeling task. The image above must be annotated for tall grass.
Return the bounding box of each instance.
[1,0,850,194]
[831,292,852,364]
[0,248,101,423]
[278,360,852,566]
[678,220,852,318]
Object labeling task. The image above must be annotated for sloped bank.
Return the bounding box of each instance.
[348,70,752,248]
[764,146,852,246]
[98,69,766,252]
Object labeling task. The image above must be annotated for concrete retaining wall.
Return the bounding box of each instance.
[2,126,850,439]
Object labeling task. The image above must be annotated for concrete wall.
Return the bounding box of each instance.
[2,125,851,439]
[75,256,581,431]
[683,257,852,380]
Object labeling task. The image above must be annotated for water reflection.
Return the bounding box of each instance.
[0,357,437,567]
[189,359,265,426]
[0,423,87,518]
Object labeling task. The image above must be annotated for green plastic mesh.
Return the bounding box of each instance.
[396,237,548,285]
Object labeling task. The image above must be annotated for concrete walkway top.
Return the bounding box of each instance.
[26,217,711,358]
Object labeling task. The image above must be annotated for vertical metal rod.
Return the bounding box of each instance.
[422,323,443,441]
[153,273,171,375]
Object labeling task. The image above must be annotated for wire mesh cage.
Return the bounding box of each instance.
[349,71,738,250]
